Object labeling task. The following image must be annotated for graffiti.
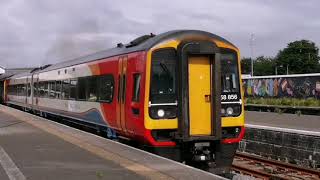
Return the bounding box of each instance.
[243,75,320,99]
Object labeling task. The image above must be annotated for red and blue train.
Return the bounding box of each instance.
[1,30,245,174]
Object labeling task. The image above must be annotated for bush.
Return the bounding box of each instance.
[245,97,320,107]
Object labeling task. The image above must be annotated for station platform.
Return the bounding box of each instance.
[241,111,320,169]
[0,105,225,180]
[245,111,320,132]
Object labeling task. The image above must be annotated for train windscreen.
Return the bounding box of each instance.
[150,49,177,104]
[221,53,240,94]
[220,52,242,117]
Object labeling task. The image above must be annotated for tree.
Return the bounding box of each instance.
[253,56,275,76]
[275,40,320,74]
[241,56,275,76]
[240,57,251,74]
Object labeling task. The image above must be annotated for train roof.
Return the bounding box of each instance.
[33,30,236,74]
[0,68,34,80]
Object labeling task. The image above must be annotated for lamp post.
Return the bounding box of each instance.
[250,34,255,77]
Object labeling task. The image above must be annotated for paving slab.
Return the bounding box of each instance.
[0,111,144,180]
[0,105,225,180]
[245,111,320,132]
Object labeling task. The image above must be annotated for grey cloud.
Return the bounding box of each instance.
[0,0,320,68]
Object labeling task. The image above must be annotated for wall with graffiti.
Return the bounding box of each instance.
[243,75,320,99]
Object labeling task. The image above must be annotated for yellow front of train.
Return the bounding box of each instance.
[143,30,245,174]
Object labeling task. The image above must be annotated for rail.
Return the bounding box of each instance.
[232,152,320,180]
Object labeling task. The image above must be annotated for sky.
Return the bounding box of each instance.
[0,0,319,68]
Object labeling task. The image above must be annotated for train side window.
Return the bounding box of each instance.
[27,84,31,97]
[98,75,114,103]
[16,85,19,96]
[18,85,21,96]
[44,82,49,97]
[18,85,22,96]
[15,85,18,96]
[39,82,44,97]
[87,76,98,101]
[49,81,56,98]
[33,82,37,97]
[62,80,70,99]
[56,81,61,99]
[12,85,16,96]
[132,73,141,102]
[77,77,87,100]
[14,85,17,95]
[21,84,26,96]
[69,79,77,100]
[19,84,25,96]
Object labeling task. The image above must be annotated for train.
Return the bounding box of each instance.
[0,30,245,174]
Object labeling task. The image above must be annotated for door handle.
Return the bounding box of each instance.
[205,94,211,102]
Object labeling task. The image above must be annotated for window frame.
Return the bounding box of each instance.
[69,78,77,100]
[77,77,88,101]
[98,74,115,103]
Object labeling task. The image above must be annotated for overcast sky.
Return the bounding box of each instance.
[0,0,319,68]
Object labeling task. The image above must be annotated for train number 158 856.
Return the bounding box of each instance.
[221,94,238,101]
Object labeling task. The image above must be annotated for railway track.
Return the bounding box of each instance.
[232,152,320,180]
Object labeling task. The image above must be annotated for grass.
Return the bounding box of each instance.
[245,97,320,107]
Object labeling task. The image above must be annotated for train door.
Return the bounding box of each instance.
[124,56,142,135]
[117,56,128,134]
[0,81,3,103]
[27,77,32,107]
[188,56,212,135]
[177,41,221,140]
[32,74,38,108]
[25,78,28,105]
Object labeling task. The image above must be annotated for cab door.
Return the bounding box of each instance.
[177,41,221,140]
[188,56,212,135]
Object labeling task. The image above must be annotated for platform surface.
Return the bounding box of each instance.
[245,111,320,132]
[0,111,146,180]
[0,105,225,180]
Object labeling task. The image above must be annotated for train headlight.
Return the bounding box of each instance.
[226,107,234,115]
[221,108,226,115]
[157,109,165,117]
[235,127,240,133]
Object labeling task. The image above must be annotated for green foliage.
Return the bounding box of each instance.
[253,56,275,76]
[245,97,320,107]
[241,39,320,76]
[241,56,275,76]
[275,40,320,74]
[240,57,251,74]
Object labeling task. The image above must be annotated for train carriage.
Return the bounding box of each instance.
[4,30,245,174]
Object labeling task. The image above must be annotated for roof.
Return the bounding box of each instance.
[0,68,34,81]
[35,30,236,74]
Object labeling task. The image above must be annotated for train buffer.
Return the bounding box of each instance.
[0,105,226,180]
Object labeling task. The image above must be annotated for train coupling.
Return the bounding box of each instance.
[192,142,214,162]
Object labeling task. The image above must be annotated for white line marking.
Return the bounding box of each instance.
[0,146,26,180]
[246,124,320,137]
